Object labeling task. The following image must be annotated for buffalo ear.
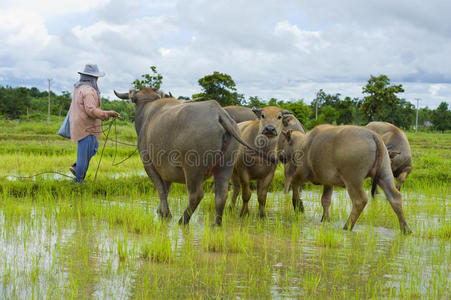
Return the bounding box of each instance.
[282,110,293,126]
[252,107,262,118]
[388,150,401,159]
[283,114,294,127]
[386,144,400,159]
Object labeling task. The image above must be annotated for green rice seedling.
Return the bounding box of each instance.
[201,215,226,252]
[314,224,342,248]
[140,223,172,263]
[302,273,321,295]
[227,226,253,253]
[415,221,451,239]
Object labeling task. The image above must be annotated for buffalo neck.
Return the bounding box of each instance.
[134,101,151,136]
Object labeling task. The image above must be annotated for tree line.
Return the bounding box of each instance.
[1,69,449,131]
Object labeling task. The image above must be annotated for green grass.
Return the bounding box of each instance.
[0,120,449,298]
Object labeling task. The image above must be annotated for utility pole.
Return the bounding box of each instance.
[47,79,52,122]
[415,98,420,133]
[315,99,318,120]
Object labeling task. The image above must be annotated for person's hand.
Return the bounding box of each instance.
[106,110,120,120]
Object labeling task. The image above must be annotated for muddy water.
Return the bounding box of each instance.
[0,188,450,298]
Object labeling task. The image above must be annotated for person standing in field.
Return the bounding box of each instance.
[69,64,120,183]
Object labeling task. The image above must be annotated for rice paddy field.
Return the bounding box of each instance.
[0,120,450,298]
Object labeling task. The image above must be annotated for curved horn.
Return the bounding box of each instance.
[282,110,293,115]
[114,90,129,99]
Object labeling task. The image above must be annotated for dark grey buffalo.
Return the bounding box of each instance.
[114,88,271,226]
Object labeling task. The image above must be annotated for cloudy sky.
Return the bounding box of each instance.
[1,0,450,108]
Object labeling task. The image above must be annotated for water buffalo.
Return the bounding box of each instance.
[365,121,412,190]
[280,125,411,234]
[230,106,293,217]
[114,88,272,226]
[224,105,306,196]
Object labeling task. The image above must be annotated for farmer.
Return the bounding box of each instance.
[69,64,120,183]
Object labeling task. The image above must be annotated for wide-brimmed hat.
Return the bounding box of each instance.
[78,64,105,77]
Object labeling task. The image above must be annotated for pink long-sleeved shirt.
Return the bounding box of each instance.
[69,85,109,142]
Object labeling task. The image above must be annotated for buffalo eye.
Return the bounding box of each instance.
[261,114,265,119]
[277,115,282,120]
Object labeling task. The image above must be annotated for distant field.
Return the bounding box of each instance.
[0,120,449,298]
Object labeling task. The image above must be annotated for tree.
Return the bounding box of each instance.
[336,96,357,125]
[0,86,30,119]
[246,96,266,108]
[52,91,72,117]
[319,105,338,124]
[361,75,404,123]
[418,107,433,129]
[196,72,243,106]
[132,66,163,90]
[432,102,451,132]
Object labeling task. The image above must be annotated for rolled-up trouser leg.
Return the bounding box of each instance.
[74,135,99,183]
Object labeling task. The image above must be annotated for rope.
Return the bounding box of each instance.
[12,172,75,180]
[3,118,138,182]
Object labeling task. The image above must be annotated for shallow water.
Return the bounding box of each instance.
[0,188,450,298]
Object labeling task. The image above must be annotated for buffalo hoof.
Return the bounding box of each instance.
[401,225,413,235]
[239,209,249,218]
[215,215,223,226]
[296,204,305,213]
[178,213,191,226]
[157,207,172,219]
[320,214,330,222]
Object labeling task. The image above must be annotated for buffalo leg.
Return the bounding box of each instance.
[214,166,234,226]
[292,182,304,213]
[320,185,333,222]
[240,173,251,217]
[378,174,412,234]
[395,171,409,191]
[256,172,275,218]
[343,183,368,231]
[143,163,172,218]
[179,171,204,225]
[230,174,241,209]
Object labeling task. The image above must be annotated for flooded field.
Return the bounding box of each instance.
[1,187,449,298]
[0,121,450,298]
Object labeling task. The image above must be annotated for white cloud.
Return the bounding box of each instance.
[0,0,450,109]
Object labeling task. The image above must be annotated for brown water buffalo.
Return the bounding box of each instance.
[280,125,411,234]
[230,106,293,217]
[224,105,306,196]
[114,88,273,226]
[365,121,412,190]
